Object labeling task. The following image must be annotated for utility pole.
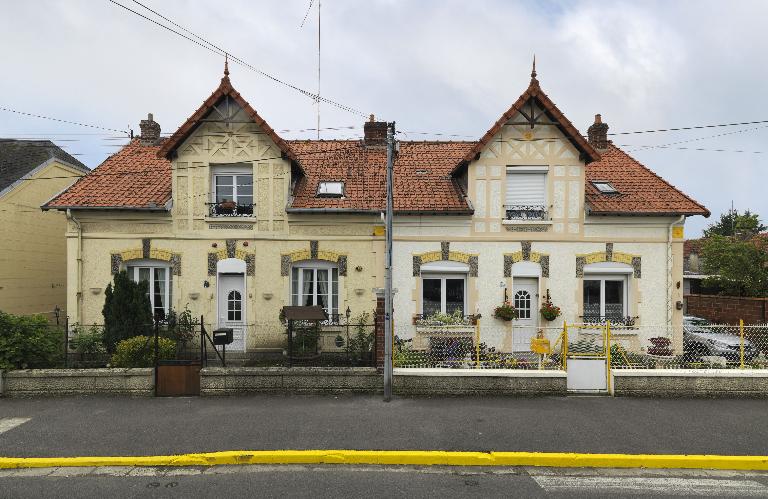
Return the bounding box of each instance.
[384,121,396,401]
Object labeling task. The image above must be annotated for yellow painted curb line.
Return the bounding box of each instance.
[2,450,768,470]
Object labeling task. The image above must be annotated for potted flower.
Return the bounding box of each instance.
[493,301,518,321]
[539,300,561,321]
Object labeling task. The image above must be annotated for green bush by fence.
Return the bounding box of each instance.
[0,311,63,369]
[110,336,175,368]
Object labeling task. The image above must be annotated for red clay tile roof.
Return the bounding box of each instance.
[585,144,709,217]
[288,140,475,213]
[157,75,299,169]
[455,77,600,172]
[44,139,171,210]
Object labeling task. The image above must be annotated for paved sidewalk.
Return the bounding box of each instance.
[1,395,767,458]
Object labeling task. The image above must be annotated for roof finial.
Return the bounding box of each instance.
[224,53,230,78]
[531,54,537,80]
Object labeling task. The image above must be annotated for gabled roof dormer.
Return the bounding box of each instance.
[453,59,600,174]
[157,61,300,172]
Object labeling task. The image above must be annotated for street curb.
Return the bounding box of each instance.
[2,450,768,470]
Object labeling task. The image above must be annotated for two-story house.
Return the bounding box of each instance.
[391,67,709,353]
[45,64,708,356]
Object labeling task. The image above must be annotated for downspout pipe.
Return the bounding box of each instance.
[667,215,685,327]
[66,209,83,324]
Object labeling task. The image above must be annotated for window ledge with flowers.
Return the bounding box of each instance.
[413,311,477,349]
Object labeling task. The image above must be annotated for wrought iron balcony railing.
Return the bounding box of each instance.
[207,202,254,217]
[504,204,548,221]
[580,315,638,327]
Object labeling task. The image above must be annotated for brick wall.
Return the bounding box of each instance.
[685,294,768,325]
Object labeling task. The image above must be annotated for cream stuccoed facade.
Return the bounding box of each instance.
[392,102,687,352]
[62,101,384,352]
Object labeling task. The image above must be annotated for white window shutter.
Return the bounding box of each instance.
[505,172,546,205]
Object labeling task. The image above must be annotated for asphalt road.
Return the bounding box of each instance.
[3,465,768,498]
[1,395,768,457]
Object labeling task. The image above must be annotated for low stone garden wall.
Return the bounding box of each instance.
[200,367,381,395]
[0,368,154,397]
[393,368,567,396]
[612,369,768,398]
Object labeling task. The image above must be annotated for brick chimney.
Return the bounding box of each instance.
[587,114,609,150]
[363,114,387,147]
[139,113,161,145]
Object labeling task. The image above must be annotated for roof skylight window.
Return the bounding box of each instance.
[317,181,344,198]
[592,181,619,194]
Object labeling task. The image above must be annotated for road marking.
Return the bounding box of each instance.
[532,475,768,496]
[2,450,768,470]
[0,418,30,436]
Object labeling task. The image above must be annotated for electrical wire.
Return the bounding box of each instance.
[114,0,366,117]
[0,107,129,134]
[608,119,768,136]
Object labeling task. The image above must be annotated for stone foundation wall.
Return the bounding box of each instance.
[612,370,768,398]
[0,369,154,397]
[393,369,567,396]
[201,367,381,395]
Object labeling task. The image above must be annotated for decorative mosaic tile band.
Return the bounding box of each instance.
[280,243,348,276]
[575,249,641,278]
[412,245,479,277]
[111,246,182,276]
[503,247,549,278]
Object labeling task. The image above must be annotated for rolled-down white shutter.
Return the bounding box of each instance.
[505,172,546,206]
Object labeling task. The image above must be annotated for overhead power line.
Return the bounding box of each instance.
[608,119,768,136]
[111,0,367,118]
[0,107,129,134]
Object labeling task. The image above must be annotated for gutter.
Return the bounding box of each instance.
[66,209,83,324]
[42,205,170,212]
[286,207,474,216]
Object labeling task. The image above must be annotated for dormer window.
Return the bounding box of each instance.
[317,181,344,198]
[592,181,619,194]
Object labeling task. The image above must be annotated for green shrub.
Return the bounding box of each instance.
[70,324,107,355]
[102,271,153,352]
[345,311,374,360]
[110,336,175,368]
[0,311,63,369]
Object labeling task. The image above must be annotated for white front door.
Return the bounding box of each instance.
[512,278,539,352]
[217,273,246,352]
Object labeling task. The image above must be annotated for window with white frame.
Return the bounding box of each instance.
[505,167,547,220]
[316,181,344,198]
[211,164,254,216]
[582,275,627,321]
[291,261,339,318]
[421,274,466,318]
[126,260,172,319]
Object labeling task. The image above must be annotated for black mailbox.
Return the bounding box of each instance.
[212,328,234,346]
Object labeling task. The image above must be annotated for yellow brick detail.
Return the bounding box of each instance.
[672,226,684,239]
[120,249,143,261]
[613,252,634,264]
[150,249,172,262]
[289,250,311,262]
[585,253,606,264]
[372,226,385,237]
[317,250,342,263]
[216,249,228,260]
[530,252,541,263]
[448,252,471,264]
[235,249,248,261]
[419,251,442,264]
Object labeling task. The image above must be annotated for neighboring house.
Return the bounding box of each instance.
[0,139,89,318]
[683,239,714,295]
[45,65,709,355]
[391,68,709,353]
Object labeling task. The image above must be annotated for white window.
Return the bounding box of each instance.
[214,174,253,205]
[583,275,627,321]
[317,181,344,197]
[291,261,339,318]
[505,167,547,220]
[513,289,532,319]
[227,290,242,321]
[421,274,466,317]
[592,181,619,194]
[126,260,172,319]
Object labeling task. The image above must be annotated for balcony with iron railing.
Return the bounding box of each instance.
[207,201,255,217]
[504,204,548,221]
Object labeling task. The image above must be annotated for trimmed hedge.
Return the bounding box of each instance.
[110,336,175,368]
[0,311,63,369]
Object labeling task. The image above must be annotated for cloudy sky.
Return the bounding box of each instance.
[1,0,766,236]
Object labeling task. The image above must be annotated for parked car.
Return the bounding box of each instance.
[683,316,759,362]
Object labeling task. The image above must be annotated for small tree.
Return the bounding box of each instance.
[702,235,768,297]
[703,209,766,240]
[102,271,153,352]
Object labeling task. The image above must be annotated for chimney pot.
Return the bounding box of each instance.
[587,113,609,150]
[139,113,161,145]
[363,118,387,147]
